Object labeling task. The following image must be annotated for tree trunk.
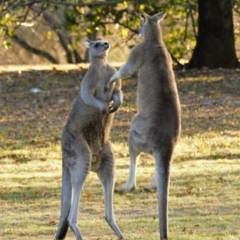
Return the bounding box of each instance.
[10,34,58,64]
[187,0,239,69]
[32,6,83,64]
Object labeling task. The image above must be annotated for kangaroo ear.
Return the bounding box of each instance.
[84,40,92,48]
[139,11,149,23]
[154,11,167,22]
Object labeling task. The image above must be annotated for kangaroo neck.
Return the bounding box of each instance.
[90,56,108,66]
[143,24,163,43]
[144,33,162,44]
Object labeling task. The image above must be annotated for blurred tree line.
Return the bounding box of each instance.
[0,0,240,68]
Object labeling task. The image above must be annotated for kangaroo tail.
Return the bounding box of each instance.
[55,162,72,240]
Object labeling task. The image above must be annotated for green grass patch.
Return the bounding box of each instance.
[0,68,240,239]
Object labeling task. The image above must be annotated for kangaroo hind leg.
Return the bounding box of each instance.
[67,140,91,240]
[153,149,172,240]
[97,142,124,240]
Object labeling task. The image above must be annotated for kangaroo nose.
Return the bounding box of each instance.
[104,42,109,48]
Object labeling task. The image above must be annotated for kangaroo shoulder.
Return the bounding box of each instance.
[128,43,145,63]
[131,42,144,54]
[81,68,97,91]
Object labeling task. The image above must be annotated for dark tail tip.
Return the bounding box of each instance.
[55,221,69,240]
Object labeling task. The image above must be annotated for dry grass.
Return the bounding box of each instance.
[0,67,240,240]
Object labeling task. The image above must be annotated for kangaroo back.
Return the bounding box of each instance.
[139,12,180,119]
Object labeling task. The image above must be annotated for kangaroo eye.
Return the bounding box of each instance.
[95,43,99,48]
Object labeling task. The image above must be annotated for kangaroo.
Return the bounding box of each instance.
[107,11,181,240]
[55,39,124,240]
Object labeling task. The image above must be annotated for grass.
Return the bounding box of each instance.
[0,67,240,240]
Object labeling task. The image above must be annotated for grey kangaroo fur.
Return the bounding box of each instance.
[55,39,124,240]
[107,11,181,240]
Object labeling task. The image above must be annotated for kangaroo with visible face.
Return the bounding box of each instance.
[55,39,124,240]
[107,11,181,240]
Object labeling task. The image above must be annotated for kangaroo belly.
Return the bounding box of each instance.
[83,116,112,172]
[82,121,104,149]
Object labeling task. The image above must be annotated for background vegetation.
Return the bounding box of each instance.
[0,0,240,67]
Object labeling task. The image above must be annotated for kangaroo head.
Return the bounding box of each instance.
[84,39,110,61]
[139,11,167,39]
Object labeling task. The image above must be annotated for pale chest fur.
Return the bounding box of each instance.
[88,64,116,103]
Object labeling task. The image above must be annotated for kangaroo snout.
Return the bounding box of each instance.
[104,42,110,49]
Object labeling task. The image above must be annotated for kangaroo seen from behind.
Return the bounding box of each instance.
[107,11,181,240]
[55,39,124,240]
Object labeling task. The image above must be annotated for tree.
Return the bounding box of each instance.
[187,0,239,69]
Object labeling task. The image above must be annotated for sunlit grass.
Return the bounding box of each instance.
[0,69,240,239]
